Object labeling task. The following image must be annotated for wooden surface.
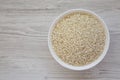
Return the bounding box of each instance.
[0,0,120,80]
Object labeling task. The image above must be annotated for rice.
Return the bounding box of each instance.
[51,11,106,66]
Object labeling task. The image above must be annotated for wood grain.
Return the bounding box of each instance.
[0,0,120,80]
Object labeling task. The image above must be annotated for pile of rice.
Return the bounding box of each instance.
[51,11,106,66]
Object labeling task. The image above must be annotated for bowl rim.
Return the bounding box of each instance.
[48,9,110,70]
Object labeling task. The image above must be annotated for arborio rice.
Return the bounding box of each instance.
[51,11,106,66]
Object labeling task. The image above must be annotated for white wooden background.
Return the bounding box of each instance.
[0,0,120,80]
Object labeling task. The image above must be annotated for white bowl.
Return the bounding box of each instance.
[48,9,110,70]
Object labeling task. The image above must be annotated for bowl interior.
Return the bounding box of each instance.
[48,9,110,70]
